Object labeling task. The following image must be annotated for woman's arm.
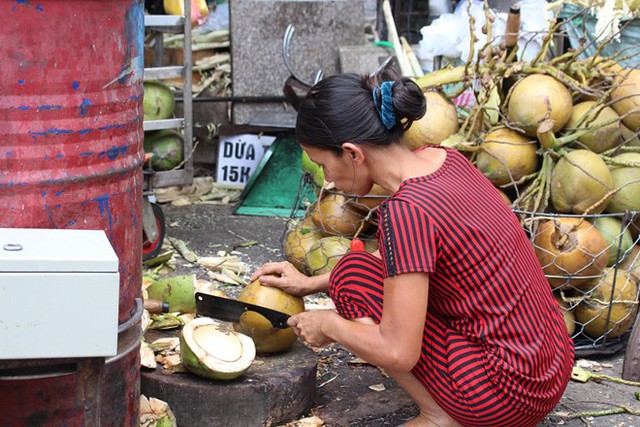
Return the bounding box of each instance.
[290,271,429,372]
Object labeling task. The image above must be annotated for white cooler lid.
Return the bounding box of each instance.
[0,228,119,273]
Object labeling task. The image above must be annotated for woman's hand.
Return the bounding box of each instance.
[250,261,317,297]
[288,310,340,348]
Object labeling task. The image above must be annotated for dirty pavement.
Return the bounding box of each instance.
[151,199,640,427]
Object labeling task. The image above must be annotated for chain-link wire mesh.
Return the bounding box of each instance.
[518,210,640,355]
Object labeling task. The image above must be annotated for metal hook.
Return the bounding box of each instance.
[282,24,324,88]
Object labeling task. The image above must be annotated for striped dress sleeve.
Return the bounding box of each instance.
[378,199,438,278]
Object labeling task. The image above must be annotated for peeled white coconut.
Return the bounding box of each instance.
[180,317,256,380]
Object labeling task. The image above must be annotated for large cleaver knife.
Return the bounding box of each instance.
[195,292,291,329]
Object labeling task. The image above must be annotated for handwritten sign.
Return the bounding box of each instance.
[216,133,276,186]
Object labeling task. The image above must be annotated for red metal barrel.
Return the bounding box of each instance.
[0,1,145,425]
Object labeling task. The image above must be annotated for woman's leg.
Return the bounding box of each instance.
[330,252,463,427]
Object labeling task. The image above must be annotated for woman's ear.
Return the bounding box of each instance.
[341,142,365,165]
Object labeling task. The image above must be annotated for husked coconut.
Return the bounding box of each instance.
[180,317,255,380]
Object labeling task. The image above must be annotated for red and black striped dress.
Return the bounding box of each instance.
[329,147,574,426]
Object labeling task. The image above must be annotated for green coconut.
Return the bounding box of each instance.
[605,152,640,213]
[554,294,576,337]
[146,274,197,313]
[301,151,324,189]
[592,216,635,266]
[305,236,351,276]
[180,317,256,380]
[619,244,640,285]
[550,149,613,214]
[565,101,622,153]
[475,128,539,186]
[144,130,185,171]
[282,216,324,274]
[401,90,459,149]
[574,269,638,339]
[143,80,176,121]
[311,193,369,237]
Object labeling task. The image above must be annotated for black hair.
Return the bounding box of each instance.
[295,67,426,154]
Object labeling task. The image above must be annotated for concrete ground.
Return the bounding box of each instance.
[158,201,640,427]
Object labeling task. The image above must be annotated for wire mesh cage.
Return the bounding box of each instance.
[516,210,640,356]
[280,173,384,276]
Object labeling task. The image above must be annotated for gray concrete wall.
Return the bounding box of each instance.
[230,0,365,124]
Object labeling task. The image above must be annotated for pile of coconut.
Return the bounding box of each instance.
[285,12,640,345]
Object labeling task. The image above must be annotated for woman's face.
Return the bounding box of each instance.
[302,144,373,196]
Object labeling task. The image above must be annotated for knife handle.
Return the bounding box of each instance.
[144,298,170,314]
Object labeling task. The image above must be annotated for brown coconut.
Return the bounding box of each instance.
[506,74,573,137]
[401,90,459,150]
[574,269,638,339]
[553,294,577,336]
[533,217,609,289]
[565,101,622,153]
[234,276,305,353]
[550,149,613,214]
[611,68,640,131]
[475,128,539,187]
[311,193,369,237]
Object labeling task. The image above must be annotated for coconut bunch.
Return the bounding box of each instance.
[405,5,640,343]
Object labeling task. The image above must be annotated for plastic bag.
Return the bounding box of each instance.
[417,0,551,66]
[164,0,210,27]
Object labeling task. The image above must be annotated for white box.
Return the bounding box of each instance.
[0,228,120,359]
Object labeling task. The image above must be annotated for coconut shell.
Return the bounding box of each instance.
[282,216,324,274]
[401,90,459,150]
[475,128,538,187]
[611,68,640,131]
[533,217,609,289]
[574,269,638,339]
[311,193,369,237]
[550,150,613,214]
[605,152,640,213]
[305,236,351,276]
[506,74,573,137]
[565,101,622,153]
[234,277,305,353]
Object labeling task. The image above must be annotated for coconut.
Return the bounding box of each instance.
[553,294,576,336]
[348,183,391,212]
[311,193,369,236]
[619,244,640,285]
[282,216,324,274]
[144,130,185,171]
[592,216,635,266]
[401,90,459,150]
[533,217,609,289]
[610,68,640,131]
[301,151,324,190]
[620,125,640,147]
[550,149,613,214]
[605,152,640,213]
[305,236,351,276]
[574,269,638,339]
[506,74,573,137]
[180,317,255,380]
[143,80,176,121]
[146,274,197,313]
[234,276,305,353]
[565,101,622,153]
[475,128,538,187]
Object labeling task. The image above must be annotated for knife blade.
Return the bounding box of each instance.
[195,292,291,329]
